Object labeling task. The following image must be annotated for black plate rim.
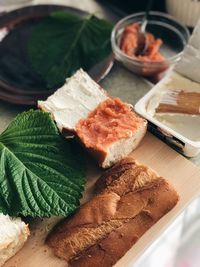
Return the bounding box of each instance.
[0,4,114,104]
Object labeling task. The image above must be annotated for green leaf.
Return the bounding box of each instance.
[28,11,113,89]
[0,110,86,217]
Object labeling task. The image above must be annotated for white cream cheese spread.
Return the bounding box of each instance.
[38,69,108,131]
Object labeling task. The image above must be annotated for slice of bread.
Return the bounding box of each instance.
[38,69,147,168]
[0,214,29,266]
[38,69,108,132]
[75,98,147,168]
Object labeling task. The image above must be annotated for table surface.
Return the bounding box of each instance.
[0,1,200,267]
[1,0,200,167]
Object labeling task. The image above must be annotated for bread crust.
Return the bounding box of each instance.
[47,157,179,267]
[70,179,178,267]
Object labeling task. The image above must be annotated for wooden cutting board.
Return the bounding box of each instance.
[4,132,200,267]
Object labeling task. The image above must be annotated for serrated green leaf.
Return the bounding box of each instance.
[28,11,113,89]
[0,110,86,217]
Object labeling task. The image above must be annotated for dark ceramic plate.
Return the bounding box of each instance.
[0,5,114,105]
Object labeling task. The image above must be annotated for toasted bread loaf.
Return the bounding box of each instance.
[0,214,29,266]
[47,158,179,267]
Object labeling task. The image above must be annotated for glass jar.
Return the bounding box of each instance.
[111,12,190,78]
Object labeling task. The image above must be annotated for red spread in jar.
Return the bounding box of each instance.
[120,23,165,62]
[76,98,144,151]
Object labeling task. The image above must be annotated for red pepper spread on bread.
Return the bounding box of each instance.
[76,98,144,151]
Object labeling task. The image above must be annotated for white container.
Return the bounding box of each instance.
[135,19,200,157]
[135,71,200,157]
[166,0,200,27]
